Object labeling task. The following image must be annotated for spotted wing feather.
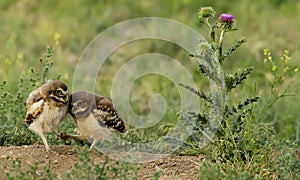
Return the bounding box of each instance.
[93,96,126,133]
[25,89,45,124]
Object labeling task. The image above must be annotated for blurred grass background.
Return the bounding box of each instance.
[0,0,300,142]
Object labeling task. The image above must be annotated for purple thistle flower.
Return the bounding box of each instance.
[219,14,234,23]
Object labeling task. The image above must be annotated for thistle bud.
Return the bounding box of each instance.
[198,7,216,19]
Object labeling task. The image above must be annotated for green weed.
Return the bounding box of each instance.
[179,6,300,179]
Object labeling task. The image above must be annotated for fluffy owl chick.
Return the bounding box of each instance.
[64,91,126,150]
[25,80,69,151]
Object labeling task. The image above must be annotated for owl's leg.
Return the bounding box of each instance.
[67,134,87,140]
[89,139,98,151]
[58,132,86,140]
[40,132,50,152]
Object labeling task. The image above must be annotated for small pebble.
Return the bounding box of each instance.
[35,171,42,176]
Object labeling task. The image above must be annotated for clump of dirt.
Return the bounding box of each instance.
[0,145,203,179]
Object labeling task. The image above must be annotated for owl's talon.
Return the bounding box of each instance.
[57,132,70,141]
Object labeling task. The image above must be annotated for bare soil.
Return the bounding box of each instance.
[0,145,203,179]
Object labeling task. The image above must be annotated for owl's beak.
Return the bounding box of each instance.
[60,90,69,103]
[71,106,75,115]
[65,93,69,103]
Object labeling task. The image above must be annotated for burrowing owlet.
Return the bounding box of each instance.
[25,80,69,151]
[61,91,126,150]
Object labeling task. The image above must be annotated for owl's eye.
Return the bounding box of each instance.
[55,89,63,95]
[76,101,85,107]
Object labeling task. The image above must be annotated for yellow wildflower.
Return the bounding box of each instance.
[263,48,269,55]
[283,67,289,73]
[268,56,272,62]
[54,32,61,45]
[17,53,23,60]
[294,68,299,72]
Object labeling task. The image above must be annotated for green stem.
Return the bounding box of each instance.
[203,18,215,45]
[218,29,225,60]
[207,20,213,42]
[200,18,211,31]
[224,119,237,148]
[205,18,211,28]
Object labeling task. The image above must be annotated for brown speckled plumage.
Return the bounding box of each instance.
[65,91,126,150]
[25,80,69,151]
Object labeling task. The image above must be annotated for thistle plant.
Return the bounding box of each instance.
[178,7,300,179]
[180,6,259,154]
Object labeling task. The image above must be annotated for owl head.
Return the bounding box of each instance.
[43,80,69,105]
[69,91,96,118]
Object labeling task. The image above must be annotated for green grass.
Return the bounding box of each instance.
[0,0,300,179]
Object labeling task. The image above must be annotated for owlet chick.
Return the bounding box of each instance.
[61,91,126,150]
[25,80,69,151]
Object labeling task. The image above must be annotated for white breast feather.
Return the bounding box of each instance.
[76,113,111,141]
[28,102,68,134]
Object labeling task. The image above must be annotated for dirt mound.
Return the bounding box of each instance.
[0,145,203,179]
